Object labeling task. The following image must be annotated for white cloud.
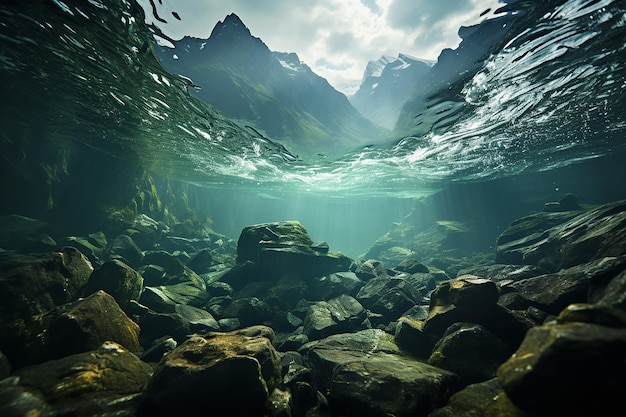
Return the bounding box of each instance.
[138,0,502,95]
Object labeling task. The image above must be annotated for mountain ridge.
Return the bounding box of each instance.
[155,13,388,157]
[350,53,433,130]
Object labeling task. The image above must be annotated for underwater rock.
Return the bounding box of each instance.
[291,381,331,417]
[0,350,10,379]
[502,256,626,316]
[329,352,459,417]
[137,309,190,346]
[595,268,626,310]
[237,221,314,263]
[107,234,144,267]
[138,263,167,286]
[556,303,626,328]
[138,286,176,312]
[235,221,352,281]
[174,303,220,332]
[0,246,93,321]
[497,320,626,416]
[142,250,185,276]
[276,332,309,352]
[223,297,274,327]
[496,200,626,272]
[495,211,582,247]
[0,384,51,417]
[365,220,480,272]
[207,280,234,297]
[138,326,281,417]
[309,271,363,300]
[140,336,177,363]
[301,329,399,388]
[303,294,370,340]
[427,377,530,417]
[59,234,106,266]
[428,323,512,386]
[127,213,166,249]
[13,341,151,416]
[424,278,533,350]
[0,290,141,369]
[266,387,292,417]
[139,269,208,309]
[356,275,423,321]
[543,193,583,212]
[395,257,430,274]
[394,316,438,358]
[456,263,546,282]
[83,259,143,309]
[185,247,214,274]
[586,256,626,309]
[354,258,388,280]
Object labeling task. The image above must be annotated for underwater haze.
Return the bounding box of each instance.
[1,0,626,254]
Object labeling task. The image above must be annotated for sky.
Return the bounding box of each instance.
[138,0,504,95]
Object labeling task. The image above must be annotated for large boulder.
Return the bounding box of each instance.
[83,259,143,309]
[309,271,364,300]
[428,378,529,417]
[428,323,512,385]
[456,263,547,282]
[424,276,533,350]
[496,200,626,272]
[302,329,401,391]
[12,341,152,416]
[138,326,281,417]
[303,329,458,417]
[497,319,626,416]
[237,221,314,263]
[329,353,459,417]
[303,295,370,340]
[501,256,626,315]
[356,275,423,321]
[0,290,141,368]
[234,221,352,281]
[0,247,93,321]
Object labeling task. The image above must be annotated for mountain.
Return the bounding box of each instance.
[393,1,570,136]
[155,13,388,157]
[350,54,433,129]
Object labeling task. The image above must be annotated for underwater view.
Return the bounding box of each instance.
[1,0,626,416]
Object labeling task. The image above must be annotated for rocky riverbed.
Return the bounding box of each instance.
[1,199,625,417]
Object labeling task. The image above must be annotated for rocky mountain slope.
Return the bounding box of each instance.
[155,14,388,157]
[350,54,433,129]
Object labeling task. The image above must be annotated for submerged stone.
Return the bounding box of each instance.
[0,246,93,321]
[329,353,459,417]
[15,341,152,413]
[303,295,369,340]
[138,327,280,417]
[234,221,352,282]
[83,259,143,309]
[496,200,626,272]
[497,321,626,416]
[428,378,530,417]
[429,323,512,385]
[303,329,400,392]
[0,290,141,368]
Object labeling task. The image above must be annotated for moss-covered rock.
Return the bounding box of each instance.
[15,341,152,407]
[0,290,141,369]
[83,259,143,309]
[497,321,626,416]
[138,326,281,417]
[0,246,93,321]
